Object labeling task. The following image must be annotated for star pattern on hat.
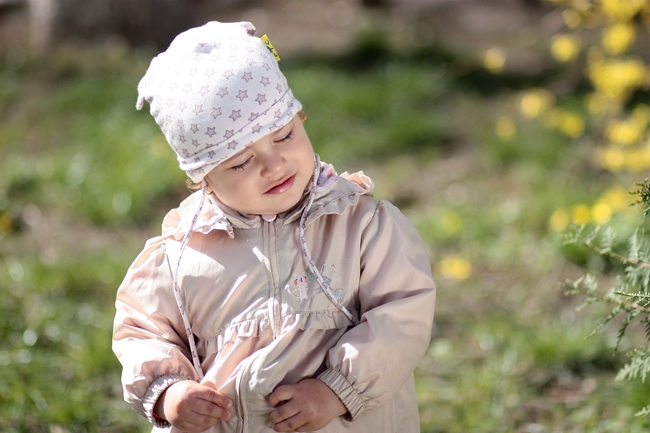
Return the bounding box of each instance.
[217,87,229,98]
[230,110,241,121]
[139,22,303,182]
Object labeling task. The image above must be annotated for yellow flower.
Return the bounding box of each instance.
[600,0,645,21]
[572,204,592,224]
[520,89,555,118]
[602,23,636,55]
[588,58,647,101]
[571,0,592,11]
[597,147,626,171]
[495,116,517,141]
[592,203,612,225]
[606,118,645,146]
[551,35,581,63]
[560,112,585,138]
[439,256,472,281]
[624,148,650,172]
[549,209,570,232]
[484,47,506,74]
[598,186,632,212]
[563,9,582,28]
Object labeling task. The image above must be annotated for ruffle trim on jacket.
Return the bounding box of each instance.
[301,165,375,228]
[162,192,235,241]
[196,309,356,355]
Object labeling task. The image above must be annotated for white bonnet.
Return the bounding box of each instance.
[136,21,302,182]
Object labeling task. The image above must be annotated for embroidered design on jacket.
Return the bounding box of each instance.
[286,272,312,300]
[284,264,345,303]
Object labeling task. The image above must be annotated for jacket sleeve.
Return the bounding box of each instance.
[317,199,436,420]
[112,236,200,426]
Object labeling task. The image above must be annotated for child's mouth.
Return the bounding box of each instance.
[265,175,295,194]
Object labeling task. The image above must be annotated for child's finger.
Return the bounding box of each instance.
[271,412,309,433]
[268,385,294,408]
[197,384,233,409]
[268,397,301,425]
[190,401,231,423]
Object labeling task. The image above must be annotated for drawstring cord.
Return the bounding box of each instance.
[172,180,207,379]
[299,157,360,326]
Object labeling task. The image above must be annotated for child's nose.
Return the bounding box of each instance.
[260,149,285,177]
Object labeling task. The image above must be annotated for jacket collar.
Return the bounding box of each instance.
[161,156,374,240]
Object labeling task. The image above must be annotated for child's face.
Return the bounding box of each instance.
[205,115,315,216]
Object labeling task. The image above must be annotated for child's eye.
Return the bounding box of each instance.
[276,130,293,143]
[231,156,253,172]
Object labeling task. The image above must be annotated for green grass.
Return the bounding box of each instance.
[1,34,649,432]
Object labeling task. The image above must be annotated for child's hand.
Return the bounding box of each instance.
[268,378,347,432]
[154,380,232,432]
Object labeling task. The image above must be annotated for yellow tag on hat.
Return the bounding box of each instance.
[260,35,281,61]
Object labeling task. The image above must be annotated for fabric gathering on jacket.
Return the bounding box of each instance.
[112,160,437,433]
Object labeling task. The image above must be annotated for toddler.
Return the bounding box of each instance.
[112,21,436,433]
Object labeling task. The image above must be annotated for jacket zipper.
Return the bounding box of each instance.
[264,218,281,340]
[236,351,260,433]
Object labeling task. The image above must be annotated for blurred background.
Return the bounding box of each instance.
[2,0,650,432]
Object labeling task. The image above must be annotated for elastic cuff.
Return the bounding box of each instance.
[317,368,365,421]
[143,374,189,427]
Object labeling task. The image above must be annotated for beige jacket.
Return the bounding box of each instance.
[112,163,436,433]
